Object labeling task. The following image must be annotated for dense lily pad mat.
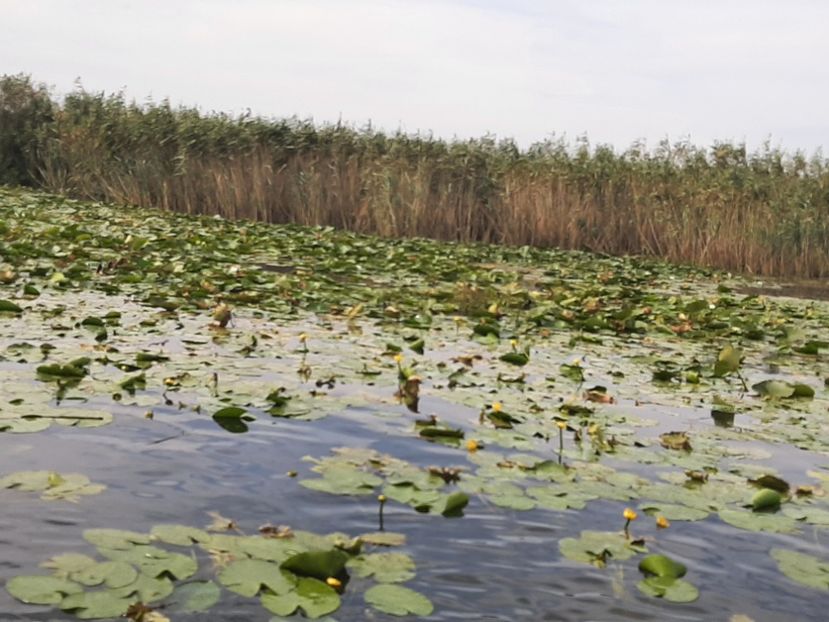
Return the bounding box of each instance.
[6,520,430,619]
[2,186,829,618]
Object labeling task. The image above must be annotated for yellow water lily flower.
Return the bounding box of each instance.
[656,515,670,529]
[326,577,342,588]
[393,353,403,364]
[492,402,503,413]
[623,508,638,521]
[466,439,480,452]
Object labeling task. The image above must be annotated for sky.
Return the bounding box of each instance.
[3,0,829,152]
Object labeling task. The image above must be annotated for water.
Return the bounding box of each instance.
[2,387,827,621]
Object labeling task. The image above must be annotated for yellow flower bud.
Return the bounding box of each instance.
[466,439,479,452]
[656,515,670,529]
[393,354,403,364]
[556,420,567,430]
[492,402,503,413]
[326,577,342,588]
[623,508,638,521]
[378,494,387,503]
[510,339,518,348]
[299,333,308,342]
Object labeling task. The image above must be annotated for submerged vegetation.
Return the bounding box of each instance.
[3,73,829,277]
[1,186,829,619]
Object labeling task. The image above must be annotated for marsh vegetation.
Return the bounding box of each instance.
[0,187,828,619]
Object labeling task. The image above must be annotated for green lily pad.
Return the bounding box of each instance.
[0,299,23,313]
[150,524,210,546]
[637,576,699,603]
[169,580,222,612]
[638,554,687,579]
[441,491,470,517]
[71,561,138,588]
[347,552,416,583]
[364,584,434,616]
[59,590,135,619]
[770,548,829,591]
[83,529,151,550]
[6,575,83,605]
[281,550,349,581]
[219,559,297,597]
[718,509,799,533]
[558,531,645,567]
[751,488,782,512]
[261,577,341,618]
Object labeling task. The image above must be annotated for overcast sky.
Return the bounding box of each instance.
[3,0,829,152]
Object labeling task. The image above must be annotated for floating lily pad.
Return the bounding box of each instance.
[261,577,340,618]
[219,559,297,597]
[364,584,434,616]
[770,548,829,591]
[6,575,82,605]
[637,576,699,603]
[558,531,645,567]
[347,552,416,583]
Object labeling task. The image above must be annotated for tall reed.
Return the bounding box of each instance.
[2,74,828,277]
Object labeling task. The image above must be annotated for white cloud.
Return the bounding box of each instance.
[2,0,828,151]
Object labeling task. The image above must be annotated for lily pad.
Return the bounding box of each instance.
[6,575,83,605]
[770,548,829,591]
[364,584,434,616]
[637,576,699,603]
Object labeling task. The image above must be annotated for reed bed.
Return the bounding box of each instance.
[3,74,829,277]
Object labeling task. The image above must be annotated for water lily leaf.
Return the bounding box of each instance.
[112,573,174,602]
[150,524,210,546]
[750,488,782,512]
[6,575,83,605]
[558,530,645,567]
[499,352,529,366]
[168,580,221,613]
[637,576,699,603]
[301,467,382,496]
[281,550,348,581]
[41,553,98,577]
[752,380,795,398]
[364,584,434,616]
[718,509,799,533]
[219,559,297,597]
[60,590,135,619]
[71,561,138,588]
[358,532,407,547]
[213,406,249,418]
[0,299,23,313]
[639,554,687,579]
[212,406,255,432]
[639,503,709,521]
[441,491,469,517]
[749,474,789,494]
[418,426,464,440]
[0,418,52,433]
[714,344,742,376]
[660,431,691,451]
[83,528,151,550]
[262,577,341,619]
[770,548,829,591]
[347,552,416,583]
[783,506,829,526]
[37,363,87,379]
[0,470,106,501]
[487,492,536,510]
[98,545,197,580]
